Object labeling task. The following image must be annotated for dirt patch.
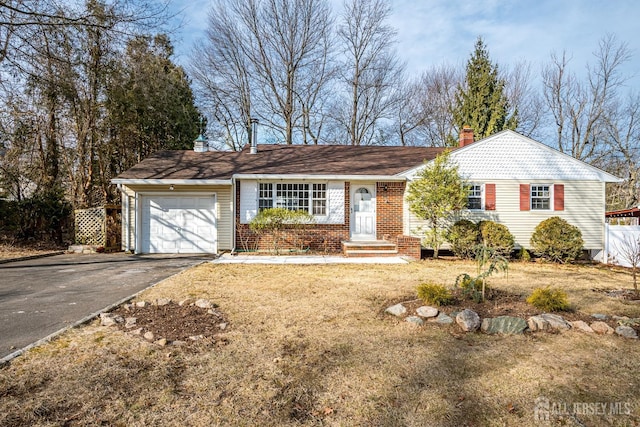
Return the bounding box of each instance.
[110,302,229,343]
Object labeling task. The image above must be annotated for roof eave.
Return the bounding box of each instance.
[231,174,406,181]
[111,178,233,186]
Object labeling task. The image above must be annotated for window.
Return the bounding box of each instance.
[258,182,327,216]
[467,184,482,210]
[276,183,309,211]
[531,185,550,210]
[258,183,273,210]
[312,183,327,215]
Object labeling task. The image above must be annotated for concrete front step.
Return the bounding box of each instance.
[342,240,398,257]
[344,249,399,257]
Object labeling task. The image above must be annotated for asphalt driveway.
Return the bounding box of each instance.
[0,253,212,362]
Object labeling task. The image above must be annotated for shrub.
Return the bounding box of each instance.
[454,274,487,303]
[530,217,583,263]
[416,282,454,306]
[526,287,570,312]
[478,220,514,257]
[249,208,314,254]
[518,247,531,262]
[447,219,479,259]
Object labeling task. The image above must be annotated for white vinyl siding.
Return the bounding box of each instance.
[240,180,345,225]
[405,180,605,250]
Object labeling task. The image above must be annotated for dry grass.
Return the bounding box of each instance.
[1,259,639,426]
[0,242,64,260]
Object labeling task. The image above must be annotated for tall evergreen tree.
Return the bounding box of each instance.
[452,37,516,141]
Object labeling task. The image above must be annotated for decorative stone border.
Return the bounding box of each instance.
[385,303,639,339]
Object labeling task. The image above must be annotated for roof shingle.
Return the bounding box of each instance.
[115,144,446,181]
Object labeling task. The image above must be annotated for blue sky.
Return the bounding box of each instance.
[169,0,639,90]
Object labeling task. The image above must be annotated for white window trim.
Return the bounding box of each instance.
[466,183,484,211]
[530,184,553,211]
[257,181,329,218]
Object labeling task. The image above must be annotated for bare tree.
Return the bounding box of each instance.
[415,63,461,147]
[613,234,640,293]
[335,0,403,145]
[502,60,545,139]
[190,3,254,151]
[542,34,631,163]
[392,77,425,146]
[236,0,334,145]
[603,93,640,209]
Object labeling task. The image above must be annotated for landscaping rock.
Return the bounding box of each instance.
[100,313,123,327]
[416,306,438,318]
[218,323,227,330]
[136,301,149,308]
[570,320,594,333]
[481,316,527,335]
[433,312,453,324]
[154,338,168,346]
[591,313,609,320]
[590,321,614,335]
[527,313,571,332]
[385,303,407,317]
[124,317,137,329]
[615,326,638,339]
[195,298,213,309]
[155,298,171,306]
[405,316,424,326]
[456,309,481,332]
[143,331,155,342]
[178,298,195,306]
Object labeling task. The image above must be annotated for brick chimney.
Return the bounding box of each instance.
[459,126,474,147]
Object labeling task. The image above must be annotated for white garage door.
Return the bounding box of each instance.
[140,195,217,254]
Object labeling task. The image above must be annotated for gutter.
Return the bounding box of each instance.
[232,174,406,181]
[111,179,233,186]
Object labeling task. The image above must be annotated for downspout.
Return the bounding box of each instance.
[231,176,237,254]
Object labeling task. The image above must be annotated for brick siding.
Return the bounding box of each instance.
[235,182,351,253]
[234,180,420,256]
[376,181,405,239]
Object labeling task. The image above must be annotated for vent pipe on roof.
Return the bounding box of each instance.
[459,126,474,147]
[250,118,258,154]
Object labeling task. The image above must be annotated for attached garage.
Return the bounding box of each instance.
[139,194,217,254]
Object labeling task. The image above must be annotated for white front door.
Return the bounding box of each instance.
[350,184,376,240]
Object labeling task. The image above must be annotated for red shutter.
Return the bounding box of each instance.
[554,184,564,211]
[520,184,530,211]
[485,184,496,210]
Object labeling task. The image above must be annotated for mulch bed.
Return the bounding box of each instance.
[386,288,639,333]
[111,302,229,343]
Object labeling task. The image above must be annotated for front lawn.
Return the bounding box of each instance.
[1,260,639,426]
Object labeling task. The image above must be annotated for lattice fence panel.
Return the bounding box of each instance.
[75,207,106,246]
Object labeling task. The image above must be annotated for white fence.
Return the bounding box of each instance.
[602,224,640,267]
